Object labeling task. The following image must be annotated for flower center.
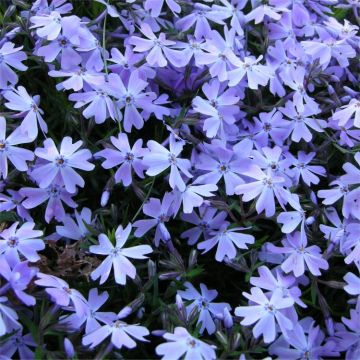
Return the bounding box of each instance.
[186,338,198,348]
[219,163,228,173]
[125,152,134,162]
[263,123,272,132]
[7,236,19,248]
[55,156,67,167]
[0,140,8,151]
[47,185,61,198]
[58,37,68,47]
[158,213,169,223]
[125,95,134,105]
[168,153,177,165]
[263,177,273,187]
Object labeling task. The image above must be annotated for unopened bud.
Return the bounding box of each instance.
[325,317,334,336]
[148,259,156,278]
[4,5,16,19]
[188,249,198,268]
[223,308,233,329]
[100,190,110,207]
[215,331,228,347]
[64,338,75,358]
[175,294,184,312]
[305,216,315,225]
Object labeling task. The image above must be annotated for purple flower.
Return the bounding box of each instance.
[176,3,227,39]
[3,86,47,139]
[31,137,94,193]
[133,192,174,246]
[192,79,240,138]
[82,306,149,349]
[0,117,34,179]
[20,180,77,223]
[235,166,294,217]
[178,282,231,334]
[250,265,306,308]
[55,207,93,241]
[228,55,274,89]
[35,273,88,318]
[0,42,27,88]
[287,151,326,186]
[246,1,287,24]
[279,100,325,143]
[0,222,44,267]
[90,223,153,285]
[269,318,338,359]
[197,224,255,262]
[0,190,33,221]
[0,258,38,306]
[344,272,360,295]
[235,287,294,343]
[48,66,104,91]
[61,288,115,334]
[181,205,227,245]
[30,11,63,40]
[171,183,218,214]
[143,136,192,191]
[0,296,20,335]
[333,98,360,129]
[0,330,36,359]
[69,85,117,124]
[95,133,147,186]
[156,327,217,360]
[144,0,181,17]
[268,232,329,277]
[129,23,176,68]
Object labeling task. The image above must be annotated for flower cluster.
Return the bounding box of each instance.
[0,0,359,358]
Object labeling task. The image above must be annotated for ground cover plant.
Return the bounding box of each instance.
[0,0,359,358]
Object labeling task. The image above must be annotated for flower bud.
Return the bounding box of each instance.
[100,190,110,207]
[223,308,233,329]
[305,216,315,225]
[64,338,75,358]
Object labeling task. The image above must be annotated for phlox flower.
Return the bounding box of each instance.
[31,137,94,194]
[176,3,227,39]
[287,151,326,186]
[90,223,152,285]
[332,98,360,128]
[0,330,36,360]
[181,205,227,245]
[143,136,192,191]
[82,306,149,349]
[0,258,38,306]
[250,265,306,308]
[129,23,177,68]
[20,180,77,223]
[0,296,20,336]
[251,109,291,147]
[235,166,294,217]
[235,287,294,343]
[279,100,326,143]
[30,11,63,40]
[228,55,274,89]
[49,66,104,91]
[61,288,115,334]
[269,318,338,359]
[0,222,44,267]
[95,132,147,186]
[267,232,329,277]
[170,183,218,214]
[0,42,27,88]
[69,85,118,124]
[3,86,47,139]
[0,190,33,222]
[195,28,240,82]
[56,207,93,241]
[35,273,88,318]
[156,327,217,360]
[0,117,34,179]
[178,282,231,334]
[133,192,174,246]
[246,0,288,24]
[197,224,255,262]
[144,0,181,17]
[192,79,239,138]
